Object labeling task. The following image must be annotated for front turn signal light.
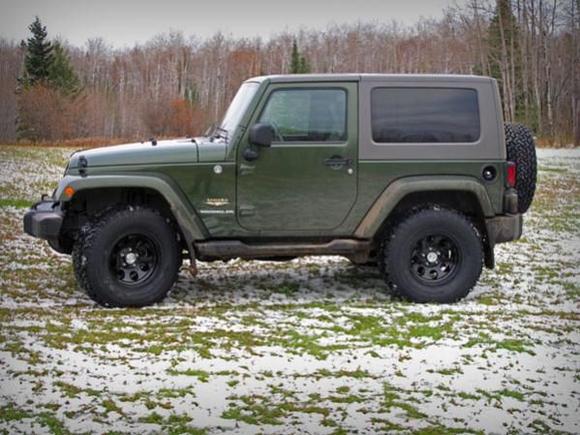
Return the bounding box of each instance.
[64,186,75,199]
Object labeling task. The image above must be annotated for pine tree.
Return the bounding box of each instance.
[290,40,311,74]
[48,42,80,94]
[17,18,82,140]
[290,40,301,73]
[487,0,521,123]
[19,17,53,87]
[299,55,311,74]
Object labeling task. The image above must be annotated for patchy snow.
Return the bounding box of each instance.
[0,146,579,434]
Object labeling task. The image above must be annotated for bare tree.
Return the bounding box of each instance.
[0,3,577,145]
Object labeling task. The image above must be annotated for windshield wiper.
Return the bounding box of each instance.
[208,124,229,142]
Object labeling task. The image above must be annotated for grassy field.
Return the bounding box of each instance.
[0,145,578,434]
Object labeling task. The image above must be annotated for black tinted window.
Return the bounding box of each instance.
[371,88,480,143]
[259,89,347,142]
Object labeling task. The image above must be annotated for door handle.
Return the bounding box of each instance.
[324,156,352,169]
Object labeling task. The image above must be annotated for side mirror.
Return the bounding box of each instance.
[249,123,274,147]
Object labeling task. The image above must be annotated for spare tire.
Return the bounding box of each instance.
[504,123,537,213]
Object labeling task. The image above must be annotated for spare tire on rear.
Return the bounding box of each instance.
[504,123,537,213]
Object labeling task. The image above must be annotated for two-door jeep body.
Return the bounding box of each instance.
[24,74,537,307]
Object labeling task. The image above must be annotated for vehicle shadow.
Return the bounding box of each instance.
[166,256,392,307]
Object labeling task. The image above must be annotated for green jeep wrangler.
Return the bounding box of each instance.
[24,74,537,307]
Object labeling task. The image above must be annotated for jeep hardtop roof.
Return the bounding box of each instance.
[246,73,494,84]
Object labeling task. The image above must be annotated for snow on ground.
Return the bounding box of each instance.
[0,145,578,434]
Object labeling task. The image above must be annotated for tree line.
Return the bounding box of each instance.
[0,0,578,146]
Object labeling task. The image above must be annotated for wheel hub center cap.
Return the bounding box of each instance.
[125,252,137,265]
[426,252,438,263]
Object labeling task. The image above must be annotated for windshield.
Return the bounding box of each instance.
[219,82,260,139]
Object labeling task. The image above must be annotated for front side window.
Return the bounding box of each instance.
[259,88,347,142]
[371,88,480,143]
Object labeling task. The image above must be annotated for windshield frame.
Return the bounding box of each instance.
[218,81,260,141]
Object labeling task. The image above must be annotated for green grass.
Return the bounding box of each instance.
[222,402,285,425]
[0,198,32,208]
[0,145,578,434]
[167,368,210,382]
[0,404,33,422]
[382,382,427,419]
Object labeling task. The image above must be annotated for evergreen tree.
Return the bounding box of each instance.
[48,42,80,94]
[290,40,301,73]
[17,17,82,140]
[19,17,53,87]
[487,0,522,122]
[487,0,518,79]
[290,40,311,74]
[299,55,311,74]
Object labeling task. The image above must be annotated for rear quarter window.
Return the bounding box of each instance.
[371,88,480,143]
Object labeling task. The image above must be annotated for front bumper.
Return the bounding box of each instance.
[486,213,523,245]
[23,199,64,241]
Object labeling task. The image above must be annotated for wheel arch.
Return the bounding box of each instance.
[355,176,495,268]
[58,175,208,256]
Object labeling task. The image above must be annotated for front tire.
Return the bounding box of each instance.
[73,207,181,307]
[382,209,483,303]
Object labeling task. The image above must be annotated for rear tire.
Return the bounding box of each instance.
[72,207,181,307]
[382,208,483,303]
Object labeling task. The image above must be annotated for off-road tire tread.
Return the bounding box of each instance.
[381,207,483,303]
[71,227,87,292]
[504,123,537,213]
[72,206,116,294]
[72,206,181,307]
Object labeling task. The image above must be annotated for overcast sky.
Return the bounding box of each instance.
[0,0,465,48]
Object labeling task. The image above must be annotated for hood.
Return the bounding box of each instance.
[68,138,227,169]
[194,137,228,162]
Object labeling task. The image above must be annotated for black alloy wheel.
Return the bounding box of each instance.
[410,234,460,284]
[381,208,483,303]
[110,234,159,286]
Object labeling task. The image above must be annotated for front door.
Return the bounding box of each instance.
[237,82,358,232]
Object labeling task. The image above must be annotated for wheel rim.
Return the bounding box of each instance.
[410,234,460,284]
[109,234,159,286]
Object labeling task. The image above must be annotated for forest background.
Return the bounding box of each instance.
[0,0,578,147]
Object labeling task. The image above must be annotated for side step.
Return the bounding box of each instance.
[195,239,372,262]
